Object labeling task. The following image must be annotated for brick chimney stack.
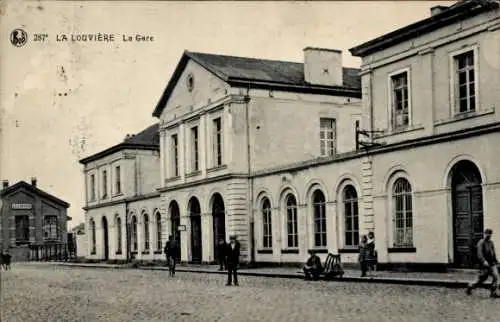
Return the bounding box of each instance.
[31,177,37,187]
[2,180,8,189]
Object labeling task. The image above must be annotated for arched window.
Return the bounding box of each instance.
[312,190,327,248]
[393,178,413,247]
[343,185,359,247]
[116,216,122,254]
[285,194,298,248]
[131,216,138,252]
[90,219,96,255]
[261,198,272,248]
[155,211,162,251]
[143,213,150,251]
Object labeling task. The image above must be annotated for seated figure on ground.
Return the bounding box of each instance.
[303,250,323,281]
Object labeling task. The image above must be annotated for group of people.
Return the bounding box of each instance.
[303,231,378,280]
[164,234,241,286]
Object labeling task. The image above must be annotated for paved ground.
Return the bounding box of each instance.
[1,263,499,322]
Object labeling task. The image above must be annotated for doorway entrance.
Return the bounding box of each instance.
[188,197,202,263]
[452,160,484,268]
[102,216,109,260]
[169,201,181,258]
[211,193,226,259]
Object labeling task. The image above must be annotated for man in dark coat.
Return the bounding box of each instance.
[467,229,500,297]
[226,235,241,286]
[164,235,180,276]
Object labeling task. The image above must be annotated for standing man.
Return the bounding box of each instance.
[466,229,500,298]
[164,235,180,277]
[226,235,240,286]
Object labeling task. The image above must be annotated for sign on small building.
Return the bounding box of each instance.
[11,203,33,210]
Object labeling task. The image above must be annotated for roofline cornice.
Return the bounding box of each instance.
[79,143,159,165]
[349,1,498,57]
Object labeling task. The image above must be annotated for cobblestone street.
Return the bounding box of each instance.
[1,263,499,322]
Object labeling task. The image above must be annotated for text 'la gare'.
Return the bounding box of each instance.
[55,33,154,42]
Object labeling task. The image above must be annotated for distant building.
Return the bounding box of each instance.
[71,222,85,235]
[0,178,71,261]
[80,124,162,261]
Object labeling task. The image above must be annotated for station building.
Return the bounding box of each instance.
[83,0,500,270]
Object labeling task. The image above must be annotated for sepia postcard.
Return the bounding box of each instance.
[1,0,500,321]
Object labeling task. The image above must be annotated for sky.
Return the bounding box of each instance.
[0,0,456,228]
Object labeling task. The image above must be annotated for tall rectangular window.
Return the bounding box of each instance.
[212,117,222,167]
[391,72,409,129]
[320,118,336,156]
[102,170,108,198]
[171,134,179,177]
[90,174,96,201]
[454,51,476,113]
[43,215,59,240]
[15,216,29,242]
[191,126,199,172]
[115,166,121,194]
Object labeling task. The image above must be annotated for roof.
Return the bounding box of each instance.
[153,51,362,117]
[349,0,500,57]
[0,181,70,208]
[79,123,159,164]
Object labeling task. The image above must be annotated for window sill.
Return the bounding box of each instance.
[165,176,181,184]
[257,249,273,254]
[90,251,96,255]
[185,171,201,178]
[131,251,138,255]
[207,165,227,173]
[113,193,124,198]
[115,251,122,255]
[281,249,299,254]
[434,107,495,126]
[308,248,328,254]
[373,125,424,139]
[15,240,31,245]
[154,250,163,255]
[388,247,416,253]
[338,248,359,253]
[102,195,108,200]
[142,250,150,255]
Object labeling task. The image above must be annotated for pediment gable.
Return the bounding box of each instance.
[159,58,229,122]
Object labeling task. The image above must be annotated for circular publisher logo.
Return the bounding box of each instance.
[10,29,28,47]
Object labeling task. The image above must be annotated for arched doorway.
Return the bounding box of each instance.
[102,216,109,260]
[188,197,202,263]
[211,193,226,259]
[169,201,181,257]
[451,160,483,268]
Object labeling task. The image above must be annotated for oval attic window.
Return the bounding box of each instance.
[187,74,194,92]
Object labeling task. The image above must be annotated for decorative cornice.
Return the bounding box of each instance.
[82,192,161,211]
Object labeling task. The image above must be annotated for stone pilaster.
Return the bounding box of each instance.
[362,155,375,234]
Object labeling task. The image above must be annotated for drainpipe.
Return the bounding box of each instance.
[244,86,255,266]
[125,200,130,262]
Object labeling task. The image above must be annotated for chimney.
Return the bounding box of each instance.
[31,177,37,187]
[303,47,343,87]
[2,180,8,189]
[431,5,448,16]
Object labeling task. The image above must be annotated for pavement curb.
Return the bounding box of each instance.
[50,262,483,289]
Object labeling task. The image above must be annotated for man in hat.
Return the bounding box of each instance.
[466,229,500,297]
[226,235,241,286]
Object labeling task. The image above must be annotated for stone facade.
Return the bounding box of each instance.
[83,1,500,270]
